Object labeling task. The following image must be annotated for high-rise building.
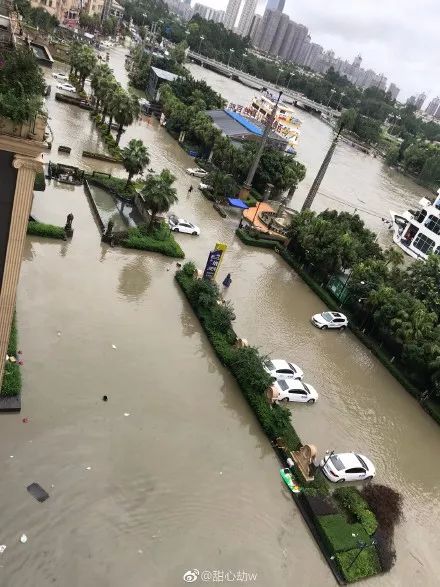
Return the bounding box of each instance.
[194,3,225,23]
[278,20,297,59]
[388,83,400,101]
[224,0,242,31]
[255,9,282,53]
[269,12,290,56]
[249,14,262,44]
[303,42,323,70]
[415,92,427,110]
[297,35,311,65]
[353,54,362,69]
[266,0,285,10]
[236,0,257,37]
[407,96,416,106]
[426,97,440,117]
[289,23,308,62]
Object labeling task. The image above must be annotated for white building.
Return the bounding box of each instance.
[224,0,242,31]
[236,0,257,38]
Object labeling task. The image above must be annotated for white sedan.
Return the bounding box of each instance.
[168,216,200,235]
[272,379,318,404]
[263,359,303,380]
[186,167,208,178]
[53,72,68,81]
[320,452,376,483]
[56,82,76,93]
[311,311,348,330]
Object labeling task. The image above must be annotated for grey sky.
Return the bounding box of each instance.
[197,0,439,101]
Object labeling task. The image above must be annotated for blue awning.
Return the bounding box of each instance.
[224,110,264,136]
[228,198,249,209]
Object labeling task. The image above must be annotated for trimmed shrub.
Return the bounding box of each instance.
[302,494,339,516]
[236,228,280,249]
[86,175,137,200]
[336,546,381,583]
[1,317,21,397]
[317,514,370,553]
[27,221,66,240]
[34,171,46,191]
[334,486,378,536]
[122,224,184,258]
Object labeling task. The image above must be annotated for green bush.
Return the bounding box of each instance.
[337,546,381,583]
[86,175,137,200]
[236,228,280,249]
[27,221,66,240]
[317,514,370,553]
[334,486,378,536]
[122,224,184,258]
[1,317,21,397]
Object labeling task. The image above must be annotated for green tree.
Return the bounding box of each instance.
[403,255,440,316]
[170,40,187,64]
[122,139,150,187]
[340,108,357,131]
[111,91,140,143]
[403,143,427,175]
[140,169,178,230]
[385,145,400,166]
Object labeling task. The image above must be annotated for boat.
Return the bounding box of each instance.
[227,91,302,153]
[390,189,440,261]
[279,467,301,494]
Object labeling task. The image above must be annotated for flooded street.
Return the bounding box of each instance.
[1,45,439,586]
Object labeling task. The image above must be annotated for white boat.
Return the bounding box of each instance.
[390,190,440,261]
[227,91,301,153]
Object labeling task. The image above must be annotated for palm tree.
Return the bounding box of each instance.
[91,64,113,111]
[140,169,178,231]
[98,76,118,119]
[107,87,124,132]
[113,92,140,144]
[75,45,97,89]
[122,139,150,188]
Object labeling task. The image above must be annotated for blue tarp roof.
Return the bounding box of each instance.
[224,110,264,137]
[228,198,249,209]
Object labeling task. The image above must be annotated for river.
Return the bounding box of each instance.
[0,45,439,586]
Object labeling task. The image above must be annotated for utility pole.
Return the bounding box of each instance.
[239,91,283,200]
[301,124,344,212]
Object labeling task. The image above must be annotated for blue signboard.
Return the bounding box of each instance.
[203,249,223,280]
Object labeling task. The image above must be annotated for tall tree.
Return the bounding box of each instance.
[140,169,178,230]
[112,92,140,144]
[122,139,150,187]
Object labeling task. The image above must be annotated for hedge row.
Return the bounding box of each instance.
[1,316,21,397]
[27,221,66,240]
[334,487,378,536]
[33,172,46,192]
[86,175,137,202]
[122,225,184,259]
[236,228,281,250]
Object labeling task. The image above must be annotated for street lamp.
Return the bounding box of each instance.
[198,35,205,54]
[240,50,247,71]
[286,72,294,90]
[275,68,284,86]
[227,48,235,68]
[327,88,336,107]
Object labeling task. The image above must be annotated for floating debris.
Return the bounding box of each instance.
[124,413,130,417]
[0,546,6,554]
[102,395,108,402]
[27,483,50,503]
[20,534,27,544]
[22,417,29,424]
[111,344,117,350]
[85,466,92,471]
[9,456,14,459]
[57,331,61,336]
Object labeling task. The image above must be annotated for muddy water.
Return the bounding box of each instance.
[1,46,439,586]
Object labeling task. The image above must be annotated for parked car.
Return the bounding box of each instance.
[272,379,318,403]
[199,182,213,191]
[168,215,200,235]
[186,167,208,178]
[263,359,304,380]
[311,311,348,330]
[56,82,76,93]
[53,72,68,81]
[320,452,376,483]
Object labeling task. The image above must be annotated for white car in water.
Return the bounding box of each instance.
[56,82,76,93]
[53,72,68,81]
[168,215,200,235]
[320,452,376,483]
[186,167,208,178]
[272,379,318,404]
[311,311,348,330]
[263,359,304,381]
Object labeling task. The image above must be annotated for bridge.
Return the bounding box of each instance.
[187,51,341,119]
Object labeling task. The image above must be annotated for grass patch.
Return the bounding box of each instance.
[86,174,138,201]
[1,316,21,397]
[121,223,184,258]
[337,546,381,583]
[27,221,65,240]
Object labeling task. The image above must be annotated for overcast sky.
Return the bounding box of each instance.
[196,0,439,101]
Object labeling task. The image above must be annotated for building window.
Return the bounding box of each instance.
[425,214,440,235]
[413,233,435,255]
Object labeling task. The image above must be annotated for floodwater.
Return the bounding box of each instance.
[1,45,439,586]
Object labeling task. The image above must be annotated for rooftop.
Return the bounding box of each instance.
[151,66,180,82]
[206,109,289,147]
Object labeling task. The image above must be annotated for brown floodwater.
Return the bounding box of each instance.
[0,45,439,587]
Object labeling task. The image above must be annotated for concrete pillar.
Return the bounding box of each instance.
[0,153,42,384]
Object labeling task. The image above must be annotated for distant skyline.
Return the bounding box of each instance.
[192,0,439,101]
